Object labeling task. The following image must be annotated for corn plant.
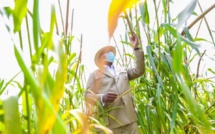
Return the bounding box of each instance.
[0,0,215,134]
[0,0,100,133]
[112,0,215,134]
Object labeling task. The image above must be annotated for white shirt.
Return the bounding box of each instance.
[101,64,116,106]
[104,64,115,76]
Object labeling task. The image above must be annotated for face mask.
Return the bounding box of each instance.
[104,52,115,63]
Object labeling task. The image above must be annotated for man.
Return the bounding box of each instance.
[85,32,145,134]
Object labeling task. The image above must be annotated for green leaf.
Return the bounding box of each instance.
[51,114,67,134]
[3,96,22,134]
[183,27,193,41]
[0,72,20,95]
[13,0,28,32]
[162,24,200,55]
[176,74,212,131]
[162,0,167,14]
[145,105,153,133]
[68,53,77,64]
[161,52,173,73]
[139,1,150,25]
[177,0,198,28]
[169,77,179,133]
[33,0,40,51]
[173,40,182,73]
[124,53,134,59]
[155,83,167,133]
[0,100,4,126]
[179,34,200,55]
[208,68,215,74]
[147,45,164,88]
[193,38,207,42]
[162,23,178,37]
[14,45,41,102]
[0,80,4,92]
[3,7,13,18]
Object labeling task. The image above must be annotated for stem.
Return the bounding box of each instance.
[65,0,70,37]
[24,81,31,134]
[33,0,39,52]
[196,50,206,79]
[70,9,74,36]
[124,11,134,33]
[73,34,82,85]
[205,101,215,115]
[181,4,215,36]
[142,22,150,43]
[68,9,74,54]
[0,72,20,95]
[18,31,23,50]
[194,18,203,38]
[197,2,215,45]
[58,0,65,34]
[139,2,151,43]
[135,5,143,48]
[113,36,124,66]
[205,76,215,80]
[174,4,215,52]
[153,0,161,74]
[120,35,127,66]
[25,15,33,61]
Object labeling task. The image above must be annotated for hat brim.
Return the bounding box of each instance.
[94,46,116,67]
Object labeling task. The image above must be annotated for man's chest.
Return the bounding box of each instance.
[94,69,130,94]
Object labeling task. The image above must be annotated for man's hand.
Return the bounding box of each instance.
[129,32,139,49]
[102,92,118,103]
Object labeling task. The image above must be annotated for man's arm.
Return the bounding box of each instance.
[127,32,145,80]
[127,49,145,80]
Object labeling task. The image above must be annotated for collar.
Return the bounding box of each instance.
[103,64,115,69]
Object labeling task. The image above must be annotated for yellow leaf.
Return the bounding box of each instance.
[70,110,91,134]
[108,0,139,38]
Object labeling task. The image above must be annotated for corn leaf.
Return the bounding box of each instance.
[177,0,198,28]
[173,39,183,73]
[33,0,40,51]
[162,24,200,55]
[70,110,90,134]
[3,97,22,134]
[145,105,152,133]
[139,1,149,25]
[176,74,212,131]
[14,45,41,102]
[147,45,164,88]
[13,0,28,32]
[0,72,20,95]
[108,0,140,38]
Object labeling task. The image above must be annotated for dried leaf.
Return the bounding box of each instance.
[108,0,140,38]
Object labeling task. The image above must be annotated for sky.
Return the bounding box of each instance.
[0,0,215,83]
[61,0,215,76]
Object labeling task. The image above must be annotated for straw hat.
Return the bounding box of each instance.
[94,46,116,67]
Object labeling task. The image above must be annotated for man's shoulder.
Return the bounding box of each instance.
[91,68,101,73]
[114,66,128,76]
[90,69,103,76]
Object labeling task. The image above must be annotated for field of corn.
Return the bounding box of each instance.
[0,0,215,134]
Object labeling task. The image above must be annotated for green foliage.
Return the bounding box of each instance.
[0,0,215,134]
[122,0,215,134]
[3,97,22,134]
[177,0,198,28]
[13,0,28,32]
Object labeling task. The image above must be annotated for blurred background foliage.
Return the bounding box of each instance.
[0,0,215,134]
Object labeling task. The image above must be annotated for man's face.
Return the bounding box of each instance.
[99,50,114,66]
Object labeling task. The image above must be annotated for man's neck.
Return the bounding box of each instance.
[104,62,113,67]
